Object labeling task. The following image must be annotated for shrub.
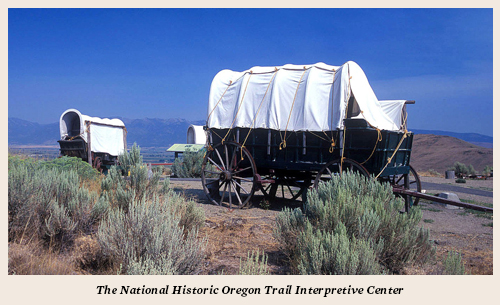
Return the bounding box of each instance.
[8,160,107,248]
[101,162,162,211]
[483,165,492,177]
[118,143,143,175]
[97,194,206,275]
[126,256,176,275]
[239,251,270,275]
[274,207,306,260]
[443,251,466,275]
[455,178,466,184]
[73,235,108,271]
[428,169,441,177]
[9,155,99,181]
[274,171,435,274]
[152,165,165,174]
[449,162,476,178]
[296,222,381,275]
[42,156,100,181]
[467,164,476,176]
[171,149,206,178]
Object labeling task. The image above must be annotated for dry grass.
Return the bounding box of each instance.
[418,169,443,178]
[200,214,280,274]
[8,242,78,275]
[82,175,104,195]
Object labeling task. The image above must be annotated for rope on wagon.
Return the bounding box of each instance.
[340,67,353,173]
[221,71,253,144]
[327,67,337,153]
[280,67,308,150]
[240,69,278,160]
[358,111,383,165]
[373,112,410,179]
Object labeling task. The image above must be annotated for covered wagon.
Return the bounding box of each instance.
[201,61,420,209]
[58,109,127,173]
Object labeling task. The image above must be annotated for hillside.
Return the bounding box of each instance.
[410,134,493,175]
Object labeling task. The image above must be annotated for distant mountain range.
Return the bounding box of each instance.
[8,117,493,148]
[411,129,493,148]
[8,117,205,147]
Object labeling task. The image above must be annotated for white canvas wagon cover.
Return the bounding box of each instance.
[59,109,126,156]
[207,61,405,132]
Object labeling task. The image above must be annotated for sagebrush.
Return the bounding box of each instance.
[171,149,206,178]
[274,171,435,274]
[98,194,206,275]
[9,149,205,275]
[8,156,106,248]
[239,251,270,275]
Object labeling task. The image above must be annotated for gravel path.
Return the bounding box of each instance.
[419,176,493,205]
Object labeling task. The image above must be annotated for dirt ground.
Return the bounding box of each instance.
[170,176,493,275]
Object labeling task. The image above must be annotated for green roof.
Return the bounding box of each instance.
[166,144,205,152]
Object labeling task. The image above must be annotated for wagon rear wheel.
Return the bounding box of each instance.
[201,141,257,209]
[260,174,311,202]
[313,158,370,188]
[390,165,422,207]
[93,156,103,174]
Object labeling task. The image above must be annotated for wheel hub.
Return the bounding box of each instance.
[220,170,232,182]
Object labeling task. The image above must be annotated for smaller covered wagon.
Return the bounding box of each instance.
[58,109,127,173]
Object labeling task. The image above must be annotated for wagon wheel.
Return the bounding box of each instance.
[93,156,103,174]
[390,165,422,206]
[313,158,370,188]
[260,174,311,202]
[201,141,257,209]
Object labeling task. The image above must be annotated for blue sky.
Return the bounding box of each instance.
[8,8,493,136]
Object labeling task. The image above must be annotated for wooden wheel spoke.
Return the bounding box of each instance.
[202,142,256,208]
[326,167,333,177]
[215,148,226,170]
[207,156,224,172]
[229,146,238,170]
[228,180,233,208]
[263,183,272,195]
[233,179,250,195]
[232,176,253,182]
[285,181,295,197]
[220,182,228,206]
[231,181,244,206]
[224,145,230,171]
[232,166,252,175]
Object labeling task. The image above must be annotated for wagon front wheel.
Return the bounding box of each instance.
[201,142,257,209]
[313,158,370,188]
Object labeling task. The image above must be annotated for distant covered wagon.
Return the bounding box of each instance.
[58,109,127,173]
